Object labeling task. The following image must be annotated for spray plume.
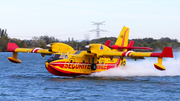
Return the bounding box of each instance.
[90,52,180,77]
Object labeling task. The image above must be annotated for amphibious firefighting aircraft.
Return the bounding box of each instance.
[7,26,173,76]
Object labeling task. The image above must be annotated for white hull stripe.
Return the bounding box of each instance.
[50,63,117,66]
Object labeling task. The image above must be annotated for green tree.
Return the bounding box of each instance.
[0,29,9,52]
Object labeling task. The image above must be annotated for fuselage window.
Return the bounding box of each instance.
[60,55,65,59]
[97,61,99,64]
[83,60,85,63]
[70,60,73,63]
[74,51,81,54]
[65,55,68,59]
[102,62,104,64]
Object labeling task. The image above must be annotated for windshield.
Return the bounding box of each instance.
[60,54,68,59]
[46,54,61,63]
[54,54,60,59]
[50,54,55,58]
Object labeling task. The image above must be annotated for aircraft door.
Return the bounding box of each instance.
[92,57,94,63]
[69,58,75,63]
[91,57,97,70]
[120,59,126,66]
[69,58,75,69]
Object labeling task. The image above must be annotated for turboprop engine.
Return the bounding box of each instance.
[47,43,74,53]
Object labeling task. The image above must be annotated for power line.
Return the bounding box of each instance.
[89,21,108,39]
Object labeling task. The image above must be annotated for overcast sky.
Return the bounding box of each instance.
[0,0,180,41]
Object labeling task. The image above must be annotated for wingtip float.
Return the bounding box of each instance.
[7,43,21,63]
[7,26,173,76]
[154,47,173,70]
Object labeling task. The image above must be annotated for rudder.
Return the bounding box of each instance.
[114,26,129,52]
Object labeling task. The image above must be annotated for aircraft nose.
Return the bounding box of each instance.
[45,62,49,69]
[46,58,53,63]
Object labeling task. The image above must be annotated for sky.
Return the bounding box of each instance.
[0,0,180,41]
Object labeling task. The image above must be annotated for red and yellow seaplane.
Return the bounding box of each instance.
[7,26,173,76]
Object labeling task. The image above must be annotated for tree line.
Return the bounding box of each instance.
[0,28,8,52]
[0,29,180,52]
[90,37,180,51]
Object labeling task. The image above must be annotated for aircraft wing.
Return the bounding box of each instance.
[97,47,173,70]
[7,42,52,63]
[97,47,173,58]
[7,42,52,54]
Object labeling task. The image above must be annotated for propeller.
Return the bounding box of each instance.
[84,33,90,45]
[84,33,91,53]
[46,43,52,52]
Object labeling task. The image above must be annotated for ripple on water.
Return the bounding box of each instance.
[1,53,180,100]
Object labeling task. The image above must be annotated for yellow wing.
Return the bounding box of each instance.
[85,43,173,71]
[7,42,75,63]
[11,47,51,54]
[7,42,52,54]
[96,47,173,71]
[7,42,53,63]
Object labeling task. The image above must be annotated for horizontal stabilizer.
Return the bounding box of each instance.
[110,45,152,50]
[128,47,152,50]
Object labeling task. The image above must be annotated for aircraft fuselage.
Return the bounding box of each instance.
[45,51,125,76]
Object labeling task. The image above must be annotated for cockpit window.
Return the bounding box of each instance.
[50,54,55,58]
[54,54,60,59]
[46,54,61,63]
[59,54,68,59]
[60,55,65,59]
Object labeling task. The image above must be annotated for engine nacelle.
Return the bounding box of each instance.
[48,43,74,53]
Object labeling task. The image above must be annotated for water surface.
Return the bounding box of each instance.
[0,52,180,101]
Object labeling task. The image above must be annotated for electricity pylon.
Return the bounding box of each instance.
[89,21,108,39]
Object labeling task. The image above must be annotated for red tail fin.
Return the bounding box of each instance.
[127,41,134,47]
[104,40,111,47]
[7,42,19,52]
